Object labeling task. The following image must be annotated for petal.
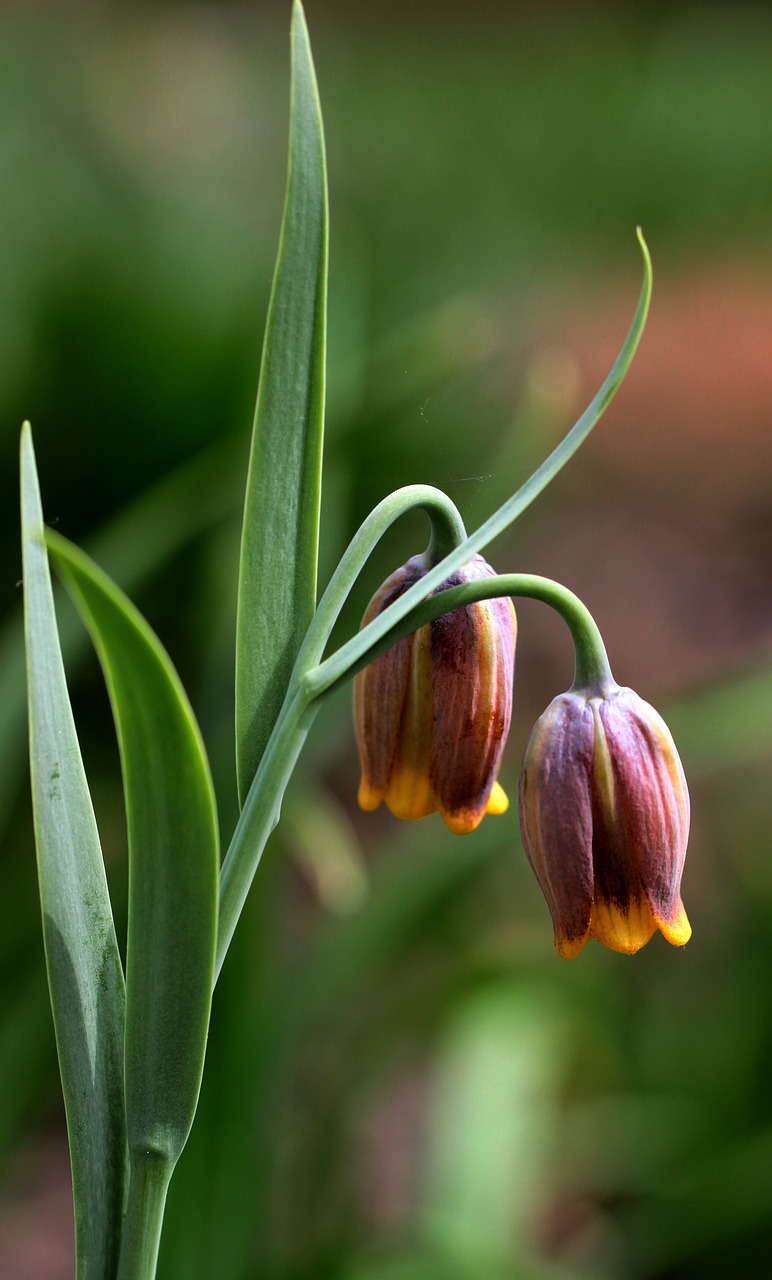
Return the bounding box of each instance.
[599,689,690,936]
[589,897,658,954]
[353,556,429,812]
[354,630,414,809]
[589,695,646,913]
[429,559,516,833]
[384,623,435,819]
[485,780,510,816]
[519,693,594,957]
[656,901,692,947]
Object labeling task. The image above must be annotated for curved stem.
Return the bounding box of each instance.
[215,574,610,979]
[305,573,615,698]
[215,483,463,977]
[299,232,651,693]
[214,233,650,980]
[292,484,466,679]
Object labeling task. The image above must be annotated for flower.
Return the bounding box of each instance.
[353,552,516,834]
[518,684,691,957]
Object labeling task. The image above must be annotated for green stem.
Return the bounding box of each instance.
[216,690,318,981]
[214,233,649,977]
[305,573,614,698]
[291,484,466,679]
[216,573,611,979]
[217,490,464,979]
[116,1151,173,1280]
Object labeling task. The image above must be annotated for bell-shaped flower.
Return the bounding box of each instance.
[354,553,516,834]
[519,684,691,957]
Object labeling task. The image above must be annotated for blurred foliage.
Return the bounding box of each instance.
[1,1,772,1277]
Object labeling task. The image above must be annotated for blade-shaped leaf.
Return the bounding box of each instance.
[235,0,328,804]
[45,528,219,1167]
[1,435,239,838]
[20,424,127,1280]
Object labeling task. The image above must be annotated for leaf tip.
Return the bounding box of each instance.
[19,421,44,539]
[290,0,316,77]
[20,419,35,471]
[635,226,652,285]
[291,0,308,39]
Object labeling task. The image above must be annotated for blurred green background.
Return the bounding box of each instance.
[2,1,772,1276]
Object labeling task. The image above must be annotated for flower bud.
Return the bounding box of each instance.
[519,684,690,957]
[354,553,516,834]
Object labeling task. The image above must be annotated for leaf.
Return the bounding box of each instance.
[20,424,127,1280]
[235,0,328,804]
[0,436,240,842]
[45,528,219,1167]
[307,231,653,698]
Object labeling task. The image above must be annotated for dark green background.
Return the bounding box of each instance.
[1,2,771,1276]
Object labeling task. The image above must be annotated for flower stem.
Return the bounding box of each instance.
[216,690,318,981]
[214,235,650,977]
[305,573,615,698]
[116,1151,173,1280]
[291,484,465,678]
[215,573,612,980]
[217,491,465,978]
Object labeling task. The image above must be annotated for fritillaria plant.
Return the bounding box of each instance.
[20,4,688,1277]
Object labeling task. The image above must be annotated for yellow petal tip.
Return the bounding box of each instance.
[658,905,692,948]
[555,932,587,960]
[486,780,509,816]
[442,810,483,835]
[590,898,658,955]
[357,781,382,813]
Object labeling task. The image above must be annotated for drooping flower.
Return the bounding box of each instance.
[519,683,691,957]
[353,553,516,834]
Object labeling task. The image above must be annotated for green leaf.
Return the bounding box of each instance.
[20,424,127,1280]
[0,435,240,838]
[307,231,652,698]
[235,0,328,804]
[45,529,219,1168]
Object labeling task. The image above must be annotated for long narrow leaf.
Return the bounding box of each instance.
[1,435,240,837]
[307,232,653,697]
[20,424,127,1280]
[46,529,219,1166]
[235,0,328,804]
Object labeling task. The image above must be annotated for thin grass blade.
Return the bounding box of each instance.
[235,0,328,803]
[21,424,127,1279]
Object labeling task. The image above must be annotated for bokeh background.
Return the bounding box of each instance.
[2,1,772,1276]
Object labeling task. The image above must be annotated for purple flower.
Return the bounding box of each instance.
[354,553,516,834]
[519,685,691,957]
